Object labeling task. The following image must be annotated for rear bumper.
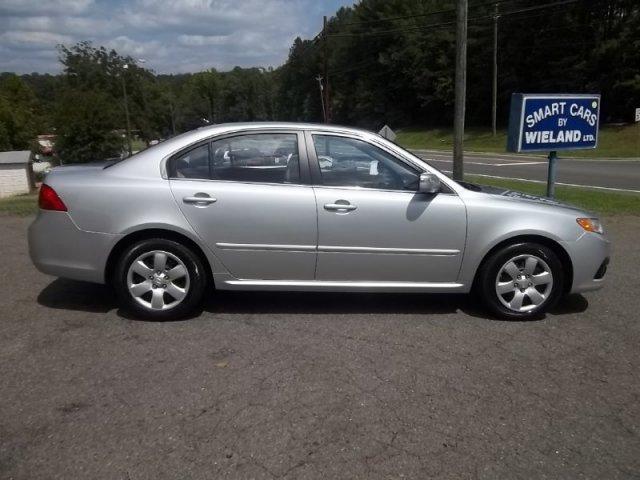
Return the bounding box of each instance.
[562,232,611,294]
[28,210,121,284]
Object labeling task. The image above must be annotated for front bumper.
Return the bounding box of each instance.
[562,231,611,294]
[28,210,121,284]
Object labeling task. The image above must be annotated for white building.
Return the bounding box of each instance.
[0,151,35,198]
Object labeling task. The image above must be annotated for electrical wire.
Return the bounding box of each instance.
[328,0,586,38]
[336,0,529,27]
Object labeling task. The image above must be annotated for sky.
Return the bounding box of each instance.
[0,0,354,74]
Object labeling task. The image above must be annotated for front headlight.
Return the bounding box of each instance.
[576,217,604,234]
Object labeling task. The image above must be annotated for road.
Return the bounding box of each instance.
[1,214,640,479]
[412,150,640,193]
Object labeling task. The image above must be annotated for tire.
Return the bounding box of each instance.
[113,238,207,320]
[477,242,564,320]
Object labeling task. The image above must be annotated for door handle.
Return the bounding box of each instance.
[183,195,217,205]
[324,202,357,212]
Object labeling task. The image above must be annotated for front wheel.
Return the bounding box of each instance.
[477,243,564,320]
[113,238,207,320]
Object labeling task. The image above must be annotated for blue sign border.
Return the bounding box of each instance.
[507,93,601,153]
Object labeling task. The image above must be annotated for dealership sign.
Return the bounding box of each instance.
[507,94,600,152]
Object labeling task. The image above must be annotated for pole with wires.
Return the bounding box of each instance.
[453,0,468,181]
[316,75,326,123]
[121,64,133,157]
[323,15,331,123]
[492,2,499,137]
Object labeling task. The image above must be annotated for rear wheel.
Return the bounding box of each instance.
[113,238,207,320]
[478,242,563,320]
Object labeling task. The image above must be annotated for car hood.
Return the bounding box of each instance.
[458,181,587,213]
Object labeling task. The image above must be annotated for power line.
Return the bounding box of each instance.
[462,11,594,34]
[329,59,378,76]
[337,0,527,27]
[328,0,585,38]
[328,19,457,37]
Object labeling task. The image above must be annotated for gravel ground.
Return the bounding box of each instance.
[1,215,639,479]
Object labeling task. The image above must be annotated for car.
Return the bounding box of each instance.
[28,122,610,320]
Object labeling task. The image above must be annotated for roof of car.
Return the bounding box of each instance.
[194,122,373,135]
[135,122,378,161]
[106,122,385,178]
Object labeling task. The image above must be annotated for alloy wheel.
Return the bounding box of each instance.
[126,250,190,311]
[495,254,553,313]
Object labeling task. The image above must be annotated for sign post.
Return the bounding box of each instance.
[507,93,600,198]
[636,108,640,155]
[546,150,558,198]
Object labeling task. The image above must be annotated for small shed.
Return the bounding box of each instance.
[0,151,35,198]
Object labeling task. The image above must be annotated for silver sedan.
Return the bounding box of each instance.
[29,123,610,320]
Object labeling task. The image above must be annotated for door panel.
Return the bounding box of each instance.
[168,131,317,280]
[305,133,466,283]
[314,188,466,282]
[171,181,317,280]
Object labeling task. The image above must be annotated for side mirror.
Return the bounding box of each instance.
[419,172,441,194]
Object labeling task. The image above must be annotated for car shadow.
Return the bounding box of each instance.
[203,290,474,316]
[549,293,589,315]
[37,278,116,313]
[37,278,588,321]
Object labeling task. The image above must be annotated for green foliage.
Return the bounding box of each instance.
[0,193,38,217]
[4,0,640,162]
[54,89,122,163]
[155,67,277,132]
[0,113,10,150]
[58,41,132,97]
[190,69,220,122]
[275,0,640,128]
[397,124,640,158]
[53,42,130,161]
[0,74,42,150]
[275,37,323,121]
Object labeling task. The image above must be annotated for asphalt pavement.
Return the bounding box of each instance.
[412,150,640,193]
[1,214,639,479]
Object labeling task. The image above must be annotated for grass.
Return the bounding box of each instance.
[466,175,640,215]
[396,124,640,158]
[0,193,38,217]
[131,138,147,152]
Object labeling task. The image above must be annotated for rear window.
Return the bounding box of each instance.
[169,133,300,184]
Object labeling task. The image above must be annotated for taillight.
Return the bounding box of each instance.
[38,184,67,212]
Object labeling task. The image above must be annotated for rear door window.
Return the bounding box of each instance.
[211,133,300,184]
[170,144,210,179]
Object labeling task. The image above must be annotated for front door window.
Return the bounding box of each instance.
[312,135,419,191]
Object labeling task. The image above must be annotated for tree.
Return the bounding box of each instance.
[0,74,42,150]
[190,69,220,122]
[54,89,121,163]
[275,0,640,127]
[55,42,147,161]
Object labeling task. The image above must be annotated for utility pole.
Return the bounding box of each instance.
[169,99,176,136]
[121,64,133,157]
[316,74,326,122]
[452,0,468,181]
[323,15,331,123]
[492,3,499,137]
